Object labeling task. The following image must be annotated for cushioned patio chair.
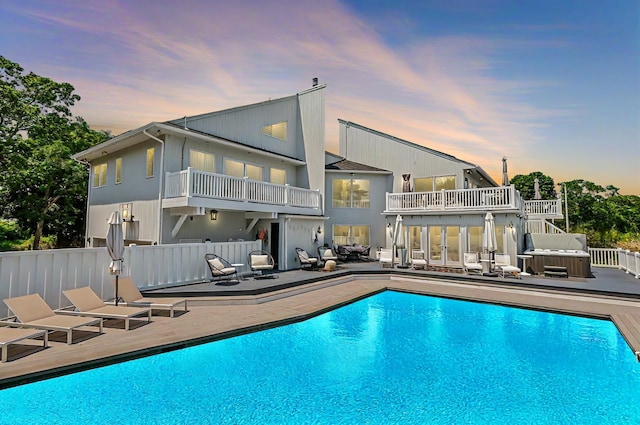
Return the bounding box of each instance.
[358,246,372,261]
[3,293,103,345]
[317,246,338,263]
[379,248,393,268]
[495,254,521,278]
[248,250,277,279]
[0,327,48,362]
[295,247,319,270]
[333,245,349,262]
[410,250,427,270]
[114,277,188,317]
[62,287,152,331]
[205,253,238,283]
[463,252,483,275]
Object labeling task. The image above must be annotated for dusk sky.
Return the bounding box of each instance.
[1,0,638,194]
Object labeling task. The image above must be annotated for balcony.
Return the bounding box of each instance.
[524,199,563,219]
[385,186,522,214]
[163,168,322,215]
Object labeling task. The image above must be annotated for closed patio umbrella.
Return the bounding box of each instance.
[482,212,497,272]
[106,211,124,305]
[534,178,541,200]
[502,157,509,186]
[392,215,405,266]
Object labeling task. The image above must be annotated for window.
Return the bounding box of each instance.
[146,147,155,177]
[468,226,482,253]
[495,225,505,254]
[332,178,370,208]
[332,225,370,246]
[93,163,107,188]
[189,149,215,172]
[413,175,456,191]
[262,121,287,140]
[115,158,122,184]
[224,158,264,181]
[270,168,286,185]
[408,226,421,251]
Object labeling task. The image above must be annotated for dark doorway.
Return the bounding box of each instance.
[270,222,280,268]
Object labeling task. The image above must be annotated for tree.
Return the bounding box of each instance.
[510,172,556,200]
[0,56,109,248]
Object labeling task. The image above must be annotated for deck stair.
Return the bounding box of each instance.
[544,265,568,278]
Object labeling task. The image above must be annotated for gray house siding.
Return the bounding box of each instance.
[298,86,326,197]
[324,171,392,252]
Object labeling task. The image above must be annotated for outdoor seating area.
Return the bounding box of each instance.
[335,244,371,262]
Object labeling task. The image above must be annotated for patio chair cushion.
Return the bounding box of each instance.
[208,258,225,271]
[252,255,269,266]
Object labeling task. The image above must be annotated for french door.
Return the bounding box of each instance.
[428,226,460,266]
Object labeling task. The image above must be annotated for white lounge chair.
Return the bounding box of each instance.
[410,250,427,270]
[379,248,393,268]
[115,277,187,318]
[3,293,103,344]
[495,254,521,278]
[62,287,152,330]
[463,252,483,275]
[0,327,48,362]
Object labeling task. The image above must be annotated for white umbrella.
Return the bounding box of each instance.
[482,212,497,254]
[502,157,509,186]
[392,215,404,267]
[106,211,124,305]
[534,178,541,200]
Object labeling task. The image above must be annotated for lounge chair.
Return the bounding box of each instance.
[463,252,483,275]
[379,248,393,268]
[205,253,238,283]
[295,247,319,270]
[317,246,338,263]
[0,327,48,362]
[3,293,103,344]
[115,277,187,317]
[495,254,521,278]
[410,250,427,270]
[248,250,277,279]
[62,287,152,330]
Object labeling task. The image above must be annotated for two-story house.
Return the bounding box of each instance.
[73,82,328,270]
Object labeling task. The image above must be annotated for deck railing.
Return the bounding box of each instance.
[589,248,640,278]
[386,186,519,212]
[526,219,565,234]
[165,168,322,209]
[524,199,562,217]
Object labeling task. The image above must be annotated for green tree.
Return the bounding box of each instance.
[0,56,109,249]
[510,171,556,200]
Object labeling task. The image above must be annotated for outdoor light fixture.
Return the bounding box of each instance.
[120,203,133,222]
[210,209,218,221]
[316,226,322,234]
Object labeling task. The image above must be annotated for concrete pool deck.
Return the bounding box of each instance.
[1,266,639,389]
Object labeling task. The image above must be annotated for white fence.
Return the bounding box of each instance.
[589,248,640,278]
[524,199,563,217]
[0,240,260,316]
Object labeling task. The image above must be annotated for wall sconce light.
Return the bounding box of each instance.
[210,209,218,221]
[316,226,322,234]
[120,203,133,222]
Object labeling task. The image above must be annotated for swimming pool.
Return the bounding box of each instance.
[1,291,639,424]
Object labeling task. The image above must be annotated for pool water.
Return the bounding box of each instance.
[1,291,639,424]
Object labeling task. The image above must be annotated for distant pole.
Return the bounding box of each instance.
[563,183,569,232]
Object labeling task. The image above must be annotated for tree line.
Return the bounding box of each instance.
[1,56,638,250]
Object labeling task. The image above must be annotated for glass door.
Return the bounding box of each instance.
[428,226,460,266]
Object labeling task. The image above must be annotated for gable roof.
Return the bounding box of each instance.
[338,119,498,186]
[325,158,391,173]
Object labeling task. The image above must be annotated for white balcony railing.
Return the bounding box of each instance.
[524,199,563,217]
[589,248,640,278]
[386,186,519,212]
[165,168,322,209]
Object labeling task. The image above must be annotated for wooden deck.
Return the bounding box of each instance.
[1,266,640,390]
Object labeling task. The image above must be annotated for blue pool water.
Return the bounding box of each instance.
[1,291,639,424]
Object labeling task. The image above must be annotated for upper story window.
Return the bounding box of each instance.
[414,175,456,192]
[93,163,107,188]
[224,158,264,181]
[332,178,370,208]
[189,149,215,173]
[115,158,122,184]
[262,121,287,141]
[146,147,155,177]
[270,167,286,185]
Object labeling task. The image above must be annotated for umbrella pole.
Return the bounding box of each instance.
[115,275,119,306]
